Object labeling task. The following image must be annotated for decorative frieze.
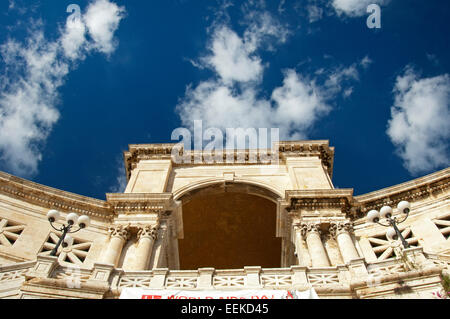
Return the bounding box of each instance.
[124,141,334,179]
[285,169,449,221]
[0,172,113,221]
[285,189,353,217]
[353,168,449,218]
[106,193,175,215]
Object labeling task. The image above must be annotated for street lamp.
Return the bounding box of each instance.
[366,201,411,248]
[46,210,90,256]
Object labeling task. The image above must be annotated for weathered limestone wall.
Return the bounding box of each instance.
[0,193,110,268]
[125,160,172,193]
[354,171,450,263]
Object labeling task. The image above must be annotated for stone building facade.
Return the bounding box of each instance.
[0,140,448,299]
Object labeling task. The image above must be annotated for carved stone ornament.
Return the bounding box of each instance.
[329,222,354,238]
[300,223,322,237]
[108,225,131,241]
[137,225,159,241]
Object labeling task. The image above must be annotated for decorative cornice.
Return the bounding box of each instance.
[351,167,450,219]
[0,171,113,221]
[284,189,354,216]
[123,144,174,179]
[277,141,334,178]
[123,140,334,180]
[106,193,175,215]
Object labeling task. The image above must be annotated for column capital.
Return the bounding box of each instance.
[300,222,322,237]
[137,224,159,241]
[301,222,330,267]
[108,224,131,241]
[329,221,354,238]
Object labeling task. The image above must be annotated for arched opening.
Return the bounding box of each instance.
[177,182,282,270]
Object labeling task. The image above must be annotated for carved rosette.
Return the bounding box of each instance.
[137,225,159,241]
[300,223,322,237]
[108,225,131,241]
[329,221,354,238]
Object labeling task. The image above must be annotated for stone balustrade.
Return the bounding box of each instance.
[0,248,447,299]
[114,266,345,291]
[0,261,35,298]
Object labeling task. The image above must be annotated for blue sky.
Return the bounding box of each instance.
[0,0,449,199]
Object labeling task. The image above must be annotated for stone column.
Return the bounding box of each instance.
[330,222,360,264]
[293,224,310,266]
[102,225,130,266]
[301,223,330,267]
[132,225,159,271]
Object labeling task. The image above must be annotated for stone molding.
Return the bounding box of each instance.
[123,140,334,180]
[106,193,175,215]
[285,189,353,216]
[0,171,113,221]
[284,168,449,222]
[352,167,449,218]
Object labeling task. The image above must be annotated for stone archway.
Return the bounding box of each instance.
[177,182,282,270]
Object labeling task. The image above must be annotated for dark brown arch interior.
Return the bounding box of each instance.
[178,184,282,270]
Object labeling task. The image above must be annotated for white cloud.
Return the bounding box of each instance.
[84,0,126,55]
[61,16,87,60]
[271,69,331,133]
[177,11,368,140]
[318,56,370,98]
[200,10,289,85]
[307,5,324,23]
[242,11,290,52]
[0,0,125,176]
[0,33,66,175]
[177,62,362,140]
[323,64,359,97]
[360,55,372,69]
[387,67,450,174]
[177,70,331,137]
[203,26,264,84]
[332,0,390,17]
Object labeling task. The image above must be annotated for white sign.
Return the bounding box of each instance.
[120,288,319,299]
